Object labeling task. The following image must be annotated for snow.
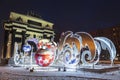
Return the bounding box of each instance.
[0,64,120,80]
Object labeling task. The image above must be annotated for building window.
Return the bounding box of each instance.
[28,20,42,26]
[39,36,42,38]
[43,35,47,39]
[113,33,116,36]
[15,37,21,42]
[33,35,36,38]
[113,28,115,31]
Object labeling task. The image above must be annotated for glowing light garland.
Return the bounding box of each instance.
[13,31,116,68]
[56,31,116,67]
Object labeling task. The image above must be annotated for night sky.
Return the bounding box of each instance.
[0,0,120,41]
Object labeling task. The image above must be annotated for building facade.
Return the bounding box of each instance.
[90,25,120,61]
[3,12,55,58]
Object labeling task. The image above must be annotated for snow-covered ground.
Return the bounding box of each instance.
[0,64,120,80]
